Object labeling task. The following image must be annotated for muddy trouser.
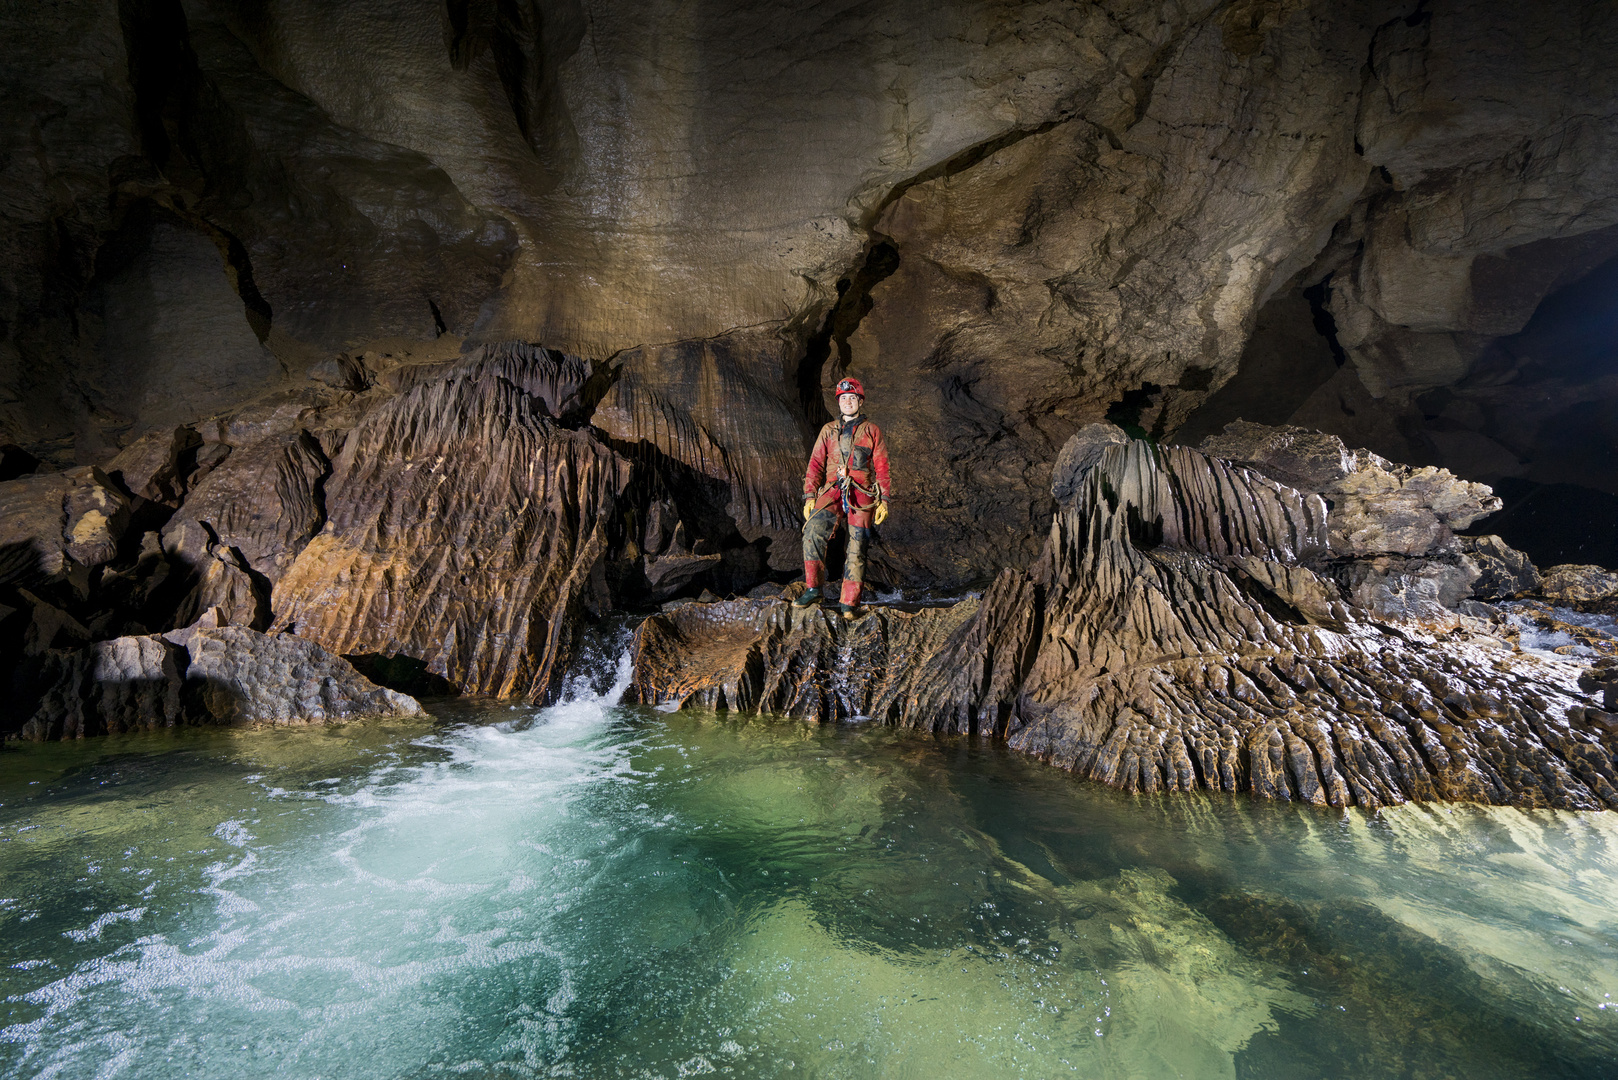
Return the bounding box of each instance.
[802,505,868,606]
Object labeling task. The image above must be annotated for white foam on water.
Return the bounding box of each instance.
[5,641,1617,1079]
[1,646,645,1080]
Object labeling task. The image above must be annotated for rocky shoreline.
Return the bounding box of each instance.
[2,347,1615,812]
[631,427,1618,811]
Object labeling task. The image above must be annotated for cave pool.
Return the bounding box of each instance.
[2,649,1615,1080]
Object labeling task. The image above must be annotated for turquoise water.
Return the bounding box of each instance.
[2,653,1616,1079]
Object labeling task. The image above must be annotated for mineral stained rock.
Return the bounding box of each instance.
[160,429,330,628]
[4,344,758,733]
[20,626,419,740]
[1539,565,1618,604]
[1461,535,1541,600]
[272,365,631,701]
[633,436,1618,811]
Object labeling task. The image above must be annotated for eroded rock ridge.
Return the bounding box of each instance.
[632,426,1618,811]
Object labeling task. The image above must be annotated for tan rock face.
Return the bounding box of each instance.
[1539,565,1618,605]
[1198,421,1500,557]
[272,364,631,700]
[0,468,130,587]
[1335,1,1618,397]
[218,0,1187,356]
[590,329,811,569]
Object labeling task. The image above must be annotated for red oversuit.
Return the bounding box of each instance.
[801,414,891,606]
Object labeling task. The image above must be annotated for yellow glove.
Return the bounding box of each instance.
[803,498,814,521]
[873,500,889,526]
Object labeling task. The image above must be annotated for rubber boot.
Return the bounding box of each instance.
[839,578,862,620]
[795,560,825,607]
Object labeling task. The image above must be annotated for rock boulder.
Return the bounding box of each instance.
[1540,564,1618,604]
[17,625,419,739]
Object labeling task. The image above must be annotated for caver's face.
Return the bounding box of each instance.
[838,392,861,417]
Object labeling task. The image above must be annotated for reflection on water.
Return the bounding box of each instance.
[1,658,1615,1079]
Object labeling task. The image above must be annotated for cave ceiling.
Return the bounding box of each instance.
[4,0,1618,582]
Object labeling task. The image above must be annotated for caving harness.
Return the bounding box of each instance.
[830,415,882,516]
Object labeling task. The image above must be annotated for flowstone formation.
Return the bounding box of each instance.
[632,424,1618,811]
[0,342,807,738]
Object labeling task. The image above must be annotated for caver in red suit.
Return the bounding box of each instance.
[796,377,891,618]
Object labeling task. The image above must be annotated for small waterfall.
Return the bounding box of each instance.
[557,618,637,708]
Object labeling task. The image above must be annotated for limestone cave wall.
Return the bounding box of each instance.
[3,0,1617,771]
[4,0,1616,586]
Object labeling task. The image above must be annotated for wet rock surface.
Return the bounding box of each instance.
[634,435,1618,810]
[1539,564,1618,604]
[270,365,631,702]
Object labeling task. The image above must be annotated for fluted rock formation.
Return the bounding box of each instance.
[1006,441,1609,810]
[1196,420,1529,623]
[160,430,330,628]
[272,365,630,701]
[633,435,1617,810]
[6,0,1618,757]
[629,595,981,724]
[1197,421,1501,557]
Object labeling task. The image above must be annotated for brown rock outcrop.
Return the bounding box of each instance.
[160,430,330,628]
[1197,421,1500,557]
[1460,535,1540,600]
[1539,565,1618,604]
[272,365,631,701]
[590,329,813,571]
[629,594,980,725]
[633,437,1617,810]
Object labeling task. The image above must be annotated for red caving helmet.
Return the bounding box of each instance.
[834,377,865,398]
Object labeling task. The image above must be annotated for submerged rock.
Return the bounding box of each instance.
[633,437,1618,811]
